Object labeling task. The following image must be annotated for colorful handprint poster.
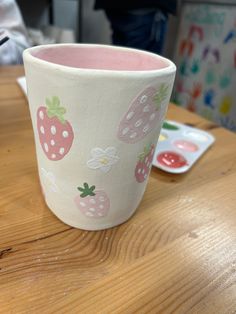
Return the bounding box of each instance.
[173,3,236,132]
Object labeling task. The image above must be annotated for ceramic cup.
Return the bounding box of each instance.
[23,44,176,230]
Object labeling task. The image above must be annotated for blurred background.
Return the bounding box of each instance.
[15,0,178,58]
[1,0,236,131]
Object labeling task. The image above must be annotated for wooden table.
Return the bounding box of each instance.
[1,66,236,314]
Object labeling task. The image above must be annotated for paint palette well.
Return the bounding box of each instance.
[153,120,215,173]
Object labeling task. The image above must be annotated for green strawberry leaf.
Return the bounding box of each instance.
[46,98,52,108]
[84,183,89,189]
[90,185,96,192]
[138,143,152,161]
[78,187,85,192]
[77,183,96,198]
[52,96,60,106]
[80,191,95,198]
[46,96,67,124]
[153,84,169,110]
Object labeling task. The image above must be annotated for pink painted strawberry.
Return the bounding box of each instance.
[37,96,74,161]
[74,183,110,218]
[135,144,155,183]
[118,84,169,143]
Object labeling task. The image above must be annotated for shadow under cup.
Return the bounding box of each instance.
[23,44,176,230]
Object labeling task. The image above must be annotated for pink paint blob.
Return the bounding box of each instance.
[157,151,188,168]
[174,139,198,152]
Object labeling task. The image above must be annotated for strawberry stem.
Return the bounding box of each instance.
[46,96,66,124]
[138,143,152,161]
[153,83,169,110]
[77,182,96,198]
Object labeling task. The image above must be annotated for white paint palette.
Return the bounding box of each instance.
[153,120,215,174]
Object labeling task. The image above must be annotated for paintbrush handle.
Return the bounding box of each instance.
[0,36,10,46]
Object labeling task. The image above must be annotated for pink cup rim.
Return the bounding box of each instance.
[23,43,176,77]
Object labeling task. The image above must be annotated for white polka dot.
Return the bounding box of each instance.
[122,127,129,135]
[50,139,55,146]
[39,111,44,120]
[51,126,56,135]
[135,119,143,127]
[86,212,94,217]
[40,126,45,134]
[149,113,156,121]
[99,196,105,202]
[62,131,69,138]
[44,143,48,152]
[59,147,65,155]
[138,168,141,174]
[80,201,86,207]
[99,204,104,209]
[143,105,150,112]
[89,208,95,212]
[140,95,147,103]
[130,132,137,139]
[126,111,134,120]
[143,124,150,133]
[51,153,56,159]
[89,199,96,204]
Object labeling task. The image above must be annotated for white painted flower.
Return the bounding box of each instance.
[41,168,59,192]
[87,147,119,173]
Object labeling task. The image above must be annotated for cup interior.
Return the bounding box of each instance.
[31,45,170,71]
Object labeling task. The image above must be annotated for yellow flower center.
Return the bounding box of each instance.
[100,157,108,165]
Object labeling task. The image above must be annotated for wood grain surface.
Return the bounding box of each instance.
[0,66,236,314]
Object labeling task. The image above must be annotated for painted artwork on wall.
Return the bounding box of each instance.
[173,3,236,132]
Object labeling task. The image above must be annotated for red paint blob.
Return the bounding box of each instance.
[174,139,198,152]
[157,151,187,168]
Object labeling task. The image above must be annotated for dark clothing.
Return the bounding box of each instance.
[94,0,176,55]
[105,9,168,54]
[95,0,177,15]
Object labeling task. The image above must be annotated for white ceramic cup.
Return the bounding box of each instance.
[23,44,176,230]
